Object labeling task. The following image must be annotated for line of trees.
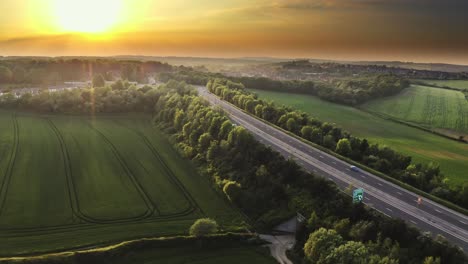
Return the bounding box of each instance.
[0,58,173,87]
[0,80,465,262]
[158,70,410,105]
[151,82,466,263]
[206,79,468,210]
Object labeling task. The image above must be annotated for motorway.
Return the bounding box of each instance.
[196,86,468,253]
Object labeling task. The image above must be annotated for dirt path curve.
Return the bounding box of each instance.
[259,234,295,264]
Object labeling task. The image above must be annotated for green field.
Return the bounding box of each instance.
[0,111,243,256]
[1,244,276,264]
[363,85,468,134]
[114,245,276,264]
[414,79,468,90]
[250,89,468,186]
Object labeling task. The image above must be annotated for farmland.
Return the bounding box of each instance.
[414,79,468,90]
[0,111,243,256]
[249,89,468,186]
[113,245,276,264]
[363,85,468,134]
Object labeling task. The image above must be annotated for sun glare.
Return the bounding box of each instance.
[54,0,122,33]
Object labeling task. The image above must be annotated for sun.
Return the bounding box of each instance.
[54,0,123,33]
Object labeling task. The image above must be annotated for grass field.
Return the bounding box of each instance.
[363,85,468,134]
[114,245,276,264]
[0,111,244,256]
[250,89,468,186]
[1,243,276,264]
[414,79,468,90]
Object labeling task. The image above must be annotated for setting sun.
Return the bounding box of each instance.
[54,0,122,33]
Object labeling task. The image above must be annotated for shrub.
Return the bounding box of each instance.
[189,218,219,237]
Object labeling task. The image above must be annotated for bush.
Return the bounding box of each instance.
[189,218,219,237]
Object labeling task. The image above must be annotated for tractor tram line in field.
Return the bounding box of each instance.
[130,128,203,217]
[47,118,91,224]
[86,123,158,220]
[0,115,206,237]
[109,118,204,217]
[0,114,19,217]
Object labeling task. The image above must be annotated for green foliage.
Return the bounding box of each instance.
[0,58,172,85]
[198,132,213,151]
[189,218,219,237]
[336,138,352,157]
[323,241,369,264]
[92,74,106,87]
[423,256,441,264]
[0,65,13,82]
[303,228,343,263]
[223,181,242,203]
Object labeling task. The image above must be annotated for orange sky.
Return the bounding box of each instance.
[1,0,467,64]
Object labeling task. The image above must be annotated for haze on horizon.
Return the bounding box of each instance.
[0,0,467,65]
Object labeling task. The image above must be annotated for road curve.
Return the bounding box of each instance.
[196,86,468,253]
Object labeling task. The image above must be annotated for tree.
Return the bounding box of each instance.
[223,181,242,203]
[307,211,321,231]
[0,66,13,82]
[323,241,369,264]
[218,120,233,139]
[349,220,375,241]
[92,74,106,87]
[189,218,218,237]
[173,109,186,130]
[254,104,264,117]
[336,138,352,157]
[227,126,252,148]
[286,118,298,132]
[301,126,313,140]
[304,228,343,263]
[310,128,323,144]
[111,79,125,90]
[323,135,336,149]
[423,256,441,264]
[198,132,213,151]
[333,218,351,238]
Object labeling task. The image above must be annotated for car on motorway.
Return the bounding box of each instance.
[350,165,359,172]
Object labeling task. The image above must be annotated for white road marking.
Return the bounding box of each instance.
[360,175,367,179]
[397,192,403,196]
[435,209,442,213]
[364,197,370,201]
[346,168,351,171]
[319,155,324,158]
[410,220,418,225]
[377,183,383,187]
[460,220,467,225]
[332,161,336,165]
[386,207,393,212]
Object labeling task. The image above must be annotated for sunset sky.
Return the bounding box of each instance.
[1,0,467,64]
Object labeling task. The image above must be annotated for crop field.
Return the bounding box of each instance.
[414,79,468,90]
[114,245,276,264]
[363,85,468,134]
[249,89,468,186]
[0,111,243,256]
